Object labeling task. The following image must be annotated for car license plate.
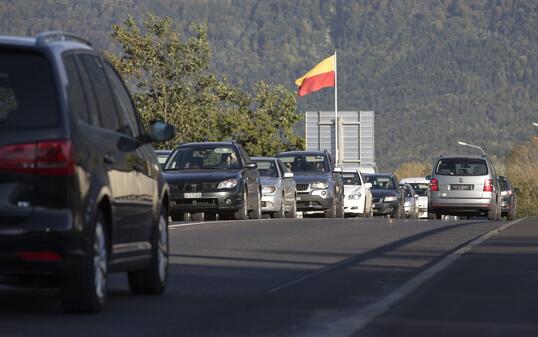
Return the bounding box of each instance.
[450,184,473,191]
[184,192,202,198]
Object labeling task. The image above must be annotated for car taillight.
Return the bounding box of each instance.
[483,179,494,192]
[0,140,74,175]
[429,178,439,191]
[16,251,62,262]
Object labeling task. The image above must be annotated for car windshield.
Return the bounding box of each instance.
[365,175,396,189]
[254,160,279,177]
[165,145,241,170]
[157,155,169,165]
[435,158,489,176]
[409,183,429,196]
[499,179,510,191]
[0,49,59,128]
[277,154,328,173]
[342,173,361,185]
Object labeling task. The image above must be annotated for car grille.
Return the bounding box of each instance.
[296,184,310,191]
[373,198,382,204]
[172,183,219,192]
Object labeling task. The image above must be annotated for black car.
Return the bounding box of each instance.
[155,149,172,169]
[365,173,403,218]
[276,150,344,218]
[499,176,518,220]
[0,32,175,313]
[163,142,261,221]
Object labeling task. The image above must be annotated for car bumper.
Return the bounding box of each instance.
[0,208,86,280]
[296,193,333,211]
[344,198,365,214]
[170,189,244,214]
[261,194,283,212]
[430,198,496,213]
[373,201,399,215]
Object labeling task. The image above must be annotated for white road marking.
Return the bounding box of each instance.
[169,217,275,229]
[293,218,525,337]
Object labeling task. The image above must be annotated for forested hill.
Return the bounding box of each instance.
[1,0,537,170]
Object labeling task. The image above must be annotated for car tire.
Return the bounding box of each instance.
[285,197,297,218]
[273,195,285,218]
[488,204,500,221]
[336,196,345,218]
[324,198,337,218]
[234,190,249,220]
[249,190,262,219]
[128,207,169,295]
[435,212,443,220]
[60,211,108,313]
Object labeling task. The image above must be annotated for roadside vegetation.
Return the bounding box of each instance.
[505,137,538,217]
[394,161,432,180]
[106,13,304,155]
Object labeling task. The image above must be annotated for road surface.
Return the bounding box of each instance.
[0,217,535,337]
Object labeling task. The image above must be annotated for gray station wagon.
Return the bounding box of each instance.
[428,155,501,220]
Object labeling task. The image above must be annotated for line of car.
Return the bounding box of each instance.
[0,31,520,315]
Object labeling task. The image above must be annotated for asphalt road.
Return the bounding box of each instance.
[0,217,528,337]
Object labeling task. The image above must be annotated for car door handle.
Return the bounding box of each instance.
[103,153,115,165]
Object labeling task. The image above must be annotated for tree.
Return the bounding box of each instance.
[394,161,432,180]
[106,13,303,154]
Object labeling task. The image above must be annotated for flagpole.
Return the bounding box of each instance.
[334,50,338,165]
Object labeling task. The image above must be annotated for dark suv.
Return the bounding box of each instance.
[163,142,261,221]
[276,150,344,218]
[0,32,175,313]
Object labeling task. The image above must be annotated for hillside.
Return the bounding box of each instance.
[1,0,536,170]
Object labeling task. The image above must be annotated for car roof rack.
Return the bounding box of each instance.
[35,31,92,47]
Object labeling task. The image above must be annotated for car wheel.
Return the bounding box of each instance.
[234,190,249,220]
[273,195,285,218]
[249,190,262,219]
[324,196,337,218]
[60,211,108,313]
[128,207,169,295]
[336,196,345,218]
[488,204,500,221]
[435,212,443,220]
[285,197,297,218]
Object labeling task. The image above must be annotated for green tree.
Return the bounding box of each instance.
[107,13,303,154]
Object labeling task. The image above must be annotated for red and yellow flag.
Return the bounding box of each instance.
[295,54,335,96]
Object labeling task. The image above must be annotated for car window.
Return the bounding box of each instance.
[63,54,89,123]
[165,145,241,170]
[80,54,119,131]
[74,54,100,127]
[0,49,59,128]
[435,158,489,176]
[104,62,140,137]
[410,183,429,196]
[237,145,252,165]
[278,154,329,173]
[277,159,288,175]
[342,173,361,185]
[365,175,396,189]
[499,179,510,191]
[254,160,279,177]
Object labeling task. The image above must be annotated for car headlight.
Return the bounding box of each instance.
[262,185,276,194]
[311,181,329,189]
[384,196,398,202]
[217,178,239,189]
[348,192,362,200]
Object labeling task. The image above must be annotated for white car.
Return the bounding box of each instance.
[399,177,430,219]
[342,170,373,217]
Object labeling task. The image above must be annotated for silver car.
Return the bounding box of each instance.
[398,183,419,219]
[252,157,297,218]
[429,155,501,220]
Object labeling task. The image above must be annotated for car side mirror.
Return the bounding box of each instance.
[246,163,257,169]
[283,172,294,179]
[364,183,372,189]
[425,175,431,180]
[144,120,176,143]
[117,136,141,152]
[333,167,343,173]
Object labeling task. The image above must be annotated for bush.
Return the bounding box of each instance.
[505,137,538,217]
